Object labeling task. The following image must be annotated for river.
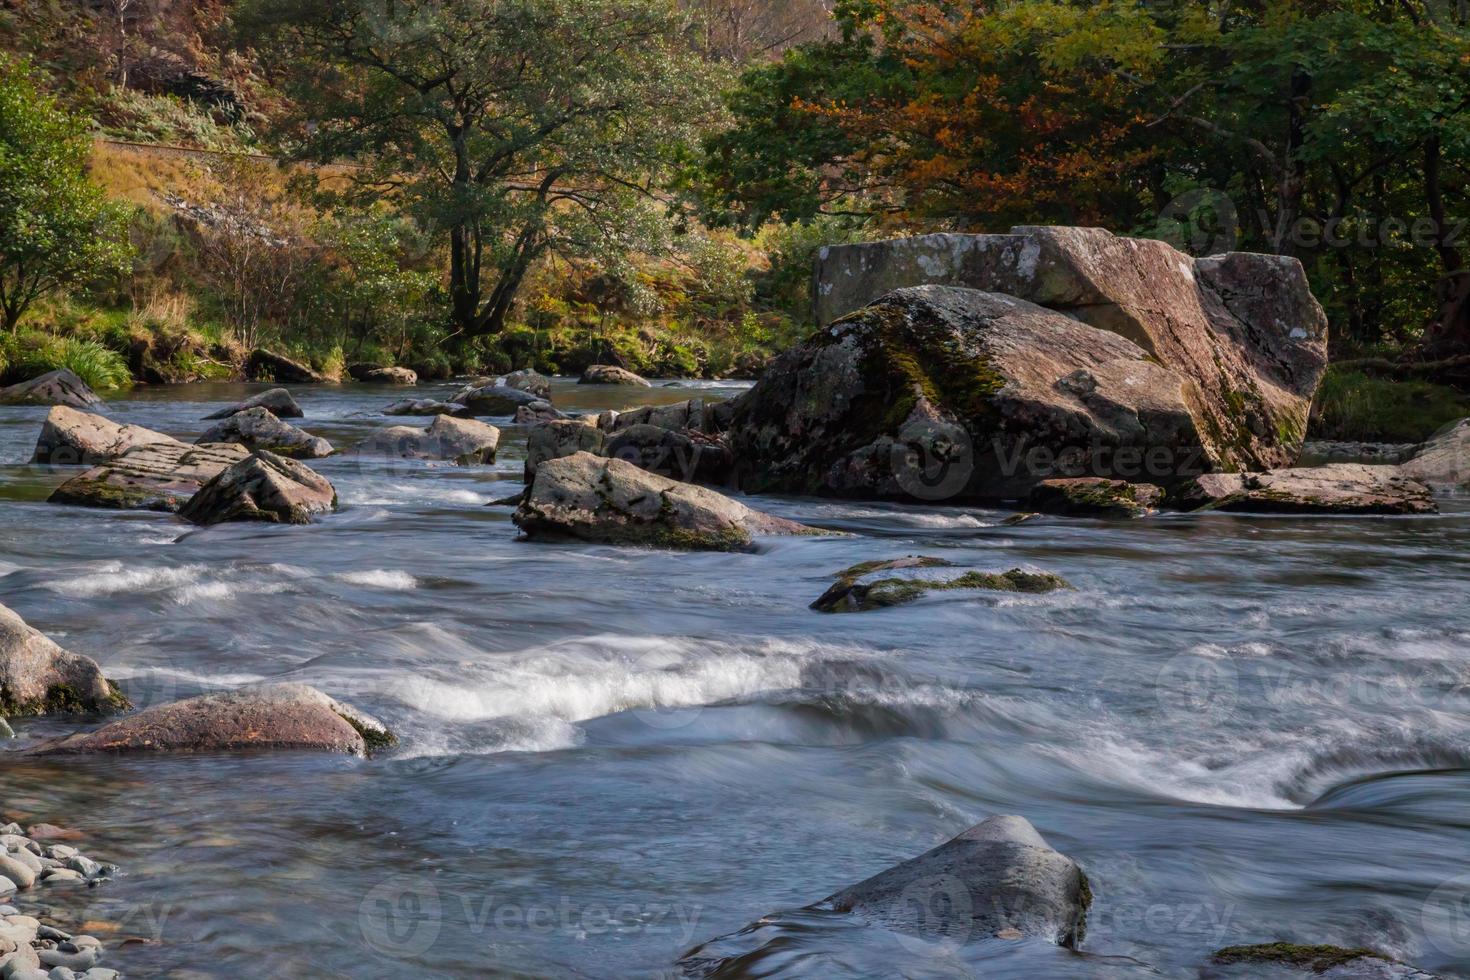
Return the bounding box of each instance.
[1,380,1467,978]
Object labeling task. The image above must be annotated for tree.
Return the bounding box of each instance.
[242,0,722,338]
[0,56,133,332]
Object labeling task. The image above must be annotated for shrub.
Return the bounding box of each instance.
[1310,368,1470,443]
[10,334,132,389]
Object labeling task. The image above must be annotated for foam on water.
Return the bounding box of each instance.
[334,569,419,590]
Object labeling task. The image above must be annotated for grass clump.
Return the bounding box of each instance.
[1310,367,1470,443]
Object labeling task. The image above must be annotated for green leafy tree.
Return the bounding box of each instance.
[0,57,133,332]
[242,0,723,338]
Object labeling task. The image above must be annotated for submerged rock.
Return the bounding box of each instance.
[30,683,395,758]
[197,406,333,459]
[1400,418,1469,492]
[524,419,606,481]
[0,603,126,717]
[514,451,818,551]
[0,369,102,409]
[48,442,250,512]
[1027,478,1163,519]
[452,383,544,416]
[383,398,468,417]
[202,387,303,420]
[729,285,1204,501]
[178,451,337,525]
[359,415,501,465]
[32,407,179,465]
[1179,464,1436,515]
[246,348,327,384]
[812,557,1070,612]
[1212,944,1440,978]
[811,226,1326,473]
[580,364,650,386]
[504,368,552,399]
[680,815,1090,973]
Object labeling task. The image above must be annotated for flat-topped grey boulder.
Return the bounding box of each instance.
[1180,464,1436,515]
[580,364,650,386]
[202,387,303,420]
[245,349,327,384]
[48,442,251,512]
[728,286,1205,501]
[32,407,179,465]
[1400,418,1468,491]
[813,226,1328,472]
[604,398,720,434]
[515,452,818,550]
[503,369,552,399]
[0,370,102,409]
[524,419,606,480]
[359,415,500,465]
[350,365,417,385]
[383,398,468,417]
[197,406,333,459]
[178,450,337,526]
[29,683,395,757]
[514,399,567,424]
[452,383,544,416]
[0,603,126,717]
[1028,478,1163,519]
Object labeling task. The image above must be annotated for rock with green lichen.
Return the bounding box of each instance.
[812,226,1326,473]
[678,814,1090,973]
[812,557,1070,612]
[178,450,337,526]
[33,406,180,465]
[1028,478,1163,518]
[197,406,334,459]
[28,682,395,758]
[48,442,251,512]
[1212,943,1440,978]
[1178,464,1437,515]
[726,284,1206,502]
[514,451,821,551]
[0,602,128,718]
[524,418,606,481]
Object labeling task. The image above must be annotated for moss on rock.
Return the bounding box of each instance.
[1212,943,1389,973]
[812,558,1071,613]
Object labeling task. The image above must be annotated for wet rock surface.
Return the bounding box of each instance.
[177,451,337,525]
[197,406,333,459]
[48,442,251,512]
[32,407,179,465]
[0,370,102,409]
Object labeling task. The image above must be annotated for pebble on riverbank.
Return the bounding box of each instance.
[0,822,118,980]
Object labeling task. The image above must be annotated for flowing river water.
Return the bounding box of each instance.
[1,380,1468,978]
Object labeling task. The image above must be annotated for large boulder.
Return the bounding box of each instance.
[812,226,1328,472]
[604,398,720,434]
[514,452,818,550]
[196,406,333,459]
[580,364,650,386]
[358,416,500,465]
[452,383,544,417]
[524,419,606,481]
[0,603,126,717]
[202,388,303,420]
[728,286,1205,501]
[604,423,735,486]
[0,370,102,409]
[349,364,417,385]
[178,450,337,526]
[29,683,395,757]
[503,369,552,399]
[1178,463,1436,515]
[679,815,1090,974]
[1027,477,1163,519]
[245,349,327,384]
[1400,418,1468,491]
[48,442,250,512]
[32,407,179,465]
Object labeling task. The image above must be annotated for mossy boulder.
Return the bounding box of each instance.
[33,406,180,465]
[0,603,128,718]
[0,369,101,408]
[1028,478,1163,519]
[178,450,337,526]
[580,364,650,386]
[48,442,251,512]
[1178,464,1437,515]
[197,406,333,459]
[726,285,1206,502]
[812,556,1071,612]
[29,683,395,758]
[514,451,821,551]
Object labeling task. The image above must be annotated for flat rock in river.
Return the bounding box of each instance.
[503,368,552,399]
[579,364,650,386]
[452,383,544,416]
[48,442,251,512]
[1212,943,1441,979]
[1028,478,1163,518]
[202,387,303,420]
[33,407,180,464]
[0,370,102,408]
[178,450,337,525]
[29,683,394,757]
[1179,464,1436,515]
[358,415,500,465]
[383,398,468,417]
[0,602,126,717]
[197,406,333,459]
[514,451,818,550]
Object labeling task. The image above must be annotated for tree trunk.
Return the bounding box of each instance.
[1422,135,1470,357]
